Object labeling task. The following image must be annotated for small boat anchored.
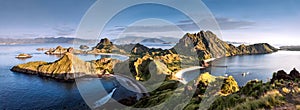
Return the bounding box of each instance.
[242,72,250,76]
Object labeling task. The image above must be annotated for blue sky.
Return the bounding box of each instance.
[0,0,299,45]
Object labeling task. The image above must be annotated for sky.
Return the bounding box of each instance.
[0,0,299,45]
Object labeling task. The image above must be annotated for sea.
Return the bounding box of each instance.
[0,43,299,109]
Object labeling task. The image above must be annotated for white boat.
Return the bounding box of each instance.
[224,74,228,77]
[242,72,249,76]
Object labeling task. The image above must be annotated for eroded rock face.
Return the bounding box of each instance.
[11,53,120,81]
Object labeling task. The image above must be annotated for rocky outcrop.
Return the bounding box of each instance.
[11,53,120,81]
[289,68,300,78]
[87,38,127,54]
[93,38,114,53]
[271,68,300,83]
[15,53,32,59]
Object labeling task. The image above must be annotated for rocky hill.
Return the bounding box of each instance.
[172,31,278,60]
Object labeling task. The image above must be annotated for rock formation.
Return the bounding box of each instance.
[93,38,114,53]
[88,38,127,54]
[271,68,300,83]
[289,68,300,78]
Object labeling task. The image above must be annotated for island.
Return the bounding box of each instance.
[15,53,32,59]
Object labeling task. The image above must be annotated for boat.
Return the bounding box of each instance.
[242,72,249,76]
[242,73,246,76]
[224,74,228,77]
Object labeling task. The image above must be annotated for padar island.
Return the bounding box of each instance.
[11,30,300,109]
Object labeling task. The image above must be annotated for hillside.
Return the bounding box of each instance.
[172,31,278,60]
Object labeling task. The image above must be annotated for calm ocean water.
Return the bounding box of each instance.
[0,43,299,109]
[210,51,300,86]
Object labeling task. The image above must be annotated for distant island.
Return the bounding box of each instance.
[280,46,300,51]
[140,38,166,44]
[0,37,95,45]
[111,36,179,44]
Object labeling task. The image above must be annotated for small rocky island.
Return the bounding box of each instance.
[15,53,32,59]
[11,30,286,109]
